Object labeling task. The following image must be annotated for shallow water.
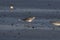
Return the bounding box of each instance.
[0,12,60,40]
[0,0,60,40]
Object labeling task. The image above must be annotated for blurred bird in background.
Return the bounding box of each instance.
[9,4,14,12]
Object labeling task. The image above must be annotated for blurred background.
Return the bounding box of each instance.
[0,0,60,40]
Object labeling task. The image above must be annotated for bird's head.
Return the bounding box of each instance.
[32,17,36,20]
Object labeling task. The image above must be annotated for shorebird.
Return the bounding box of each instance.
[18,16,35,22]
[50,21,60,26]
[18,16,36,28]
[23,16,36,28]
[9,4,14,12]
[22,16,35,22]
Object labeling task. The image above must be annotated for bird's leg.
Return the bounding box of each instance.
[28,22,32,28]
[24,22,28,28]
[23,23,25,28]
[24,23,31,28]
